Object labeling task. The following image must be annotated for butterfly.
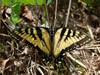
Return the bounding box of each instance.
[14,27,91,66]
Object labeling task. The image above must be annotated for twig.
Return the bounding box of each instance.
[2,19,15,31]
[77,47,100,50]
[54,0,58,28]
[44,0,50,28]
[0,1,1,28]
[76,44,100,50]
[66,53,86,68]
[96,46,100,53]
[87,25,94,40]
[65,0,72,27]
[0,33,10,37]
[30,61,48,75]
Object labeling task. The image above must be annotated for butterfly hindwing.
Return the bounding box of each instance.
[15,27,51,61]
[53,28,91,63]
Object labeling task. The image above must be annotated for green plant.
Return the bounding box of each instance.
[2,0,52,28]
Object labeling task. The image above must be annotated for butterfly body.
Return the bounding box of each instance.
[14,27,91,64]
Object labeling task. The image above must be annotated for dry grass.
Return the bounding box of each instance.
[0,0,100,75]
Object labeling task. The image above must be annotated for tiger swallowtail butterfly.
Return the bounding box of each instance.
[14,27,91,64]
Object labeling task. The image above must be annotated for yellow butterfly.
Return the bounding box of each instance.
[15,27,91,64]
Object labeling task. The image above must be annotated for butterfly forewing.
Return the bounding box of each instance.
[15,27,51,56]
[53,28,91,60]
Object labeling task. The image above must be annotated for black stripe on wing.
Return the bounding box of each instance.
[58,28,66,43]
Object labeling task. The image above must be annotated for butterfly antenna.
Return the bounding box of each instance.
[54,0,58,28]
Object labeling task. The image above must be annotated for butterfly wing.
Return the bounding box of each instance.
[53,28,91,63]
[15,27,51,61]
